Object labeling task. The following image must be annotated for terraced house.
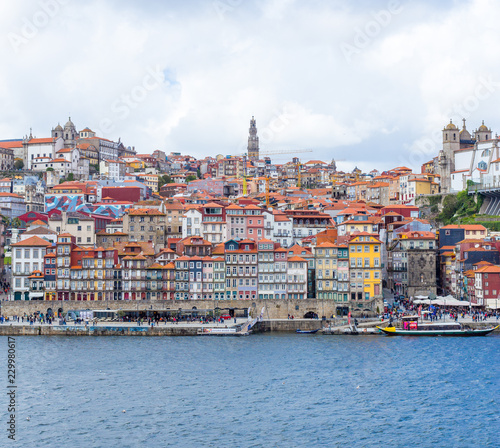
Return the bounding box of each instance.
[348,233,383,312]
[123,208,166,248]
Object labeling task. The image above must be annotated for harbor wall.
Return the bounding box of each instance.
[0,321,496,337]
[0,298,354,320]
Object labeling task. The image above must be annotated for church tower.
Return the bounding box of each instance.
[247,116,259,161]
[440,119,460,193]
[475,120,491,142]
[63,117,77,148]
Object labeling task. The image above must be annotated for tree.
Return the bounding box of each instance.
[197,168,202,179]
[14,160,24,170]
[11,217,22,229]
[46,167,54,172]
[67,173,74,181]
[437,195,458,224]
[158,174,172,189]
[186,175,197,183]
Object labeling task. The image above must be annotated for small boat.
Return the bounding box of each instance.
[296,329,319,334]
[197,327,249,336]
[377,315,498,337]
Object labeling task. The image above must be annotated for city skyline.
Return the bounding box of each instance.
[2,0,500,173]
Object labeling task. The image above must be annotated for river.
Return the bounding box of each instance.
[3,334,499,447]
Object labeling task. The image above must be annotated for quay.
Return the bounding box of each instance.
[0,318,496,336]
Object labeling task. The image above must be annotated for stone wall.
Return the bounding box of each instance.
[0,298,377,320]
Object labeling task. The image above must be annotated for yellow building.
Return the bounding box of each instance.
[315,242,338,300]
[123,158,145,170]
[348,232,382,310]
[137,173,159,192]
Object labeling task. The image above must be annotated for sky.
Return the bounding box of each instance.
[1,0,500,173]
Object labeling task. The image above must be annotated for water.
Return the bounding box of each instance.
[3,334,499,447]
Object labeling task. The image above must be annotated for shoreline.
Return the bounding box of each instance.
[0,320,497,336]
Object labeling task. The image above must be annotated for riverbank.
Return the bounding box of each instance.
[0,319,497,336]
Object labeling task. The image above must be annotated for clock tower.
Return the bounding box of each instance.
[247,116,259,161]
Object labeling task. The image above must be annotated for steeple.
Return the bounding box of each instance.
[459,118,472,143]
[247,116,259,161]
[475,120,491,141]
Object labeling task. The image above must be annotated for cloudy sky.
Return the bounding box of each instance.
[2,0,500,172]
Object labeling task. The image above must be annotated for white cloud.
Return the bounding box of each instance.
[1,0,499,174]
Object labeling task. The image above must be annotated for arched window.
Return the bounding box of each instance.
[453,133,456,140]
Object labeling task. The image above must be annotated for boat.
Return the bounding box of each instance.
[377,315,498,336]
[197,327,249,336]
[343,325,379,335]
[296,329,319,334]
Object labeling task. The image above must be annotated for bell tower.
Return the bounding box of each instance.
[440,119,459,194]
[247,116,259,161]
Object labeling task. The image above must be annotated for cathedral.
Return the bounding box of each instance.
[437,119,497,193]
[51,117,78,148]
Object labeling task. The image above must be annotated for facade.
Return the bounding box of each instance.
[315,242,337,301]
[11,236,52,300]
[387,231,437,298]
[474,265,500,308]
[99,159,126,181]
[0,147,14,170]
[348,233,382,312]
[122,208,167,248]
[0,193,26,218]
[48,212,96,245]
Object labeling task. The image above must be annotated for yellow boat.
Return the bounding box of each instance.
[377,318,498,337]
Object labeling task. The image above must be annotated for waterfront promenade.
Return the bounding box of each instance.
[0,315,498,337]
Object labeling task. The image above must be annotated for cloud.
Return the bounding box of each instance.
[1,0,499,174]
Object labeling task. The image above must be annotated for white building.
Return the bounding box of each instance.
[182,208,203,238]
[0,193,26,219]
[99,159,126,181]
[11,236,52,301]
[263,210,293,248]
[286,255,308,300]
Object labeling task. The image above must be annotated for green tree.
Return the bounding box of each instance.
[186,174,197,183]
[46,167,54,171]
[197,168,202,179]
[67,173,74,181]
[14,159,24,170]
[437,195,458,223]
[158,174,172,189]
[11,217,22,228]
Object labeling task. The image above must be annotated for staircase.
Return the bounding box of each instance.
[483,196,500,216]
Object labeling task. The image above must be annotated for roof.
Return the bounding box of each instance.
[440,225,487,231]
[12,236,52,247]
[22,227,57,236]
[127,208,165,216]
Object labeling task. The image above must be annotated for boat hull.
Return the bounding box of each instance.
[377,325,498,337]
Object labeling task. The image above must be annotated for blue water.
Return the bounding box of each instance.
[2,334,499,447]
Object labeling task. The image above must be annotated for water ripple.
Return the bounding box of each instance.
[2,334,499,447]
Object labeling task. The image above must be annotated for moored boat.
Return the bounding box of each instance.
[296,329,319,334]
[197,327,249,336]
[377,315,498,336]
